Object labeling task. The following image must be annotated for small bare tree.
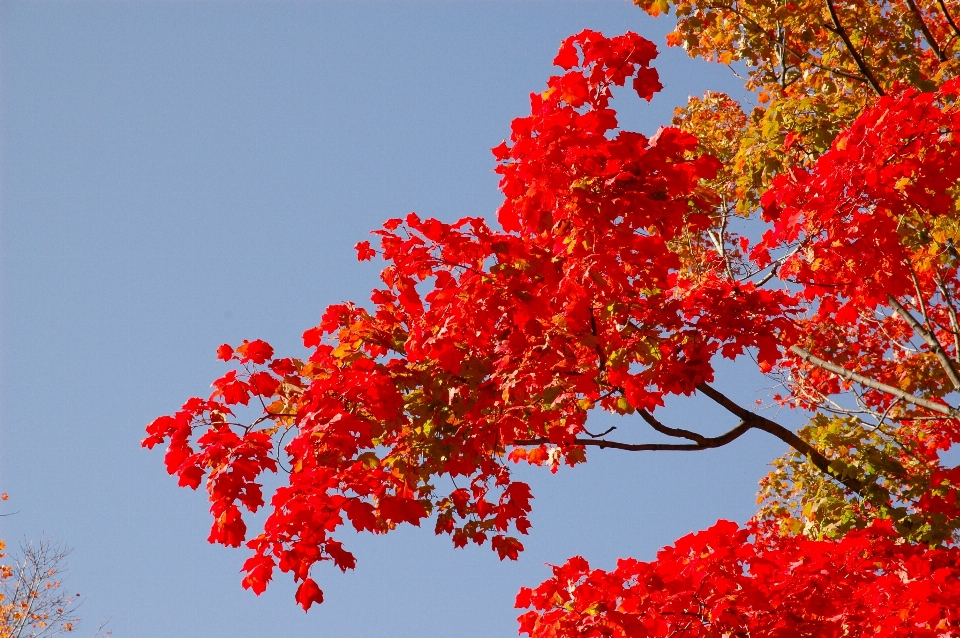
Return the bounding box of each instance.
[0,538,80,638]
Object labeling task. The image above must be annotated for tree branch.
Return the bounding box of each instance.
[825,0,886,95]
[514,419,753,453]
[934,272,960,357]
[937,0,960,39]
[638,409,708,444]
[790,345,960,418]
[887,294,960,391]
[517,384,865,496]
[695,382,864,493]
[905,0,946,61]
[581,425,617,438]
[718,2,874,86]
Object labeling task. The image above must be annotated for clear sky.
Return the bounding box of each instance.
[1,2,798,636]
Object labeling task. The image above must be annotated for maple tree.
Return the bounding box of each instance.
[145,1,960,633]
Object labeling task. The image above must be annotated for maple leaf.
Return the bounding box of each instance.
[294,578,323,611]
[355,240,376,261]
[377,496,428,527]
[240,554,274,596]
[236,339,274,364]
[553,40,580,70]
[248,371,280,397]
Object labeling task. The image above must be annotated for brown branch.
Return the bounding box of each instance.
[517,385,864,495]
[887,294,960,391]
[755,264,780,288]
[825,0,886,95]
[514,419,753,453]
[905,0,946,61]
[638,409,708,445]
[937,0,960,39]
[581,425,617,438]
[790,345,960,418]
[695,382,864,493]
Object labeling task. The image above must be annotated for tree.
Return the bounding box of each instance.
[145,1,960,633]
[1,536,80,638]
[0,495,106,638]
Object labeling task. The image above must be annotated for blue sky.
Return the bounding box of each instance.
[1,3,796,636]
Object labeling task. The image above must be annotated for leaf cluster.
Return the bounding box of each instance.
[144,3,960,630]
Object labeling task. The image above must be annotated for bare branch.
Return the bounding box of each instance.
[1,539,81,638]
[754,264,780,288]
[695,382,864,493]
[514,419,753,452]
[638,409,708,445]
[518,384,865,496]
[790,345,960,418]
[581,425,617,438]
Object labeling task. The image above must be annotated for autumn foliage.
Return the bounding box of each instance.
[518,519,960,637]
[146,1,960,633]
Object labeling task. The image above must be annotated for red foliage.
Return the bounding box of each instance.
[517,520,960,637]
[144,28,960,626]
